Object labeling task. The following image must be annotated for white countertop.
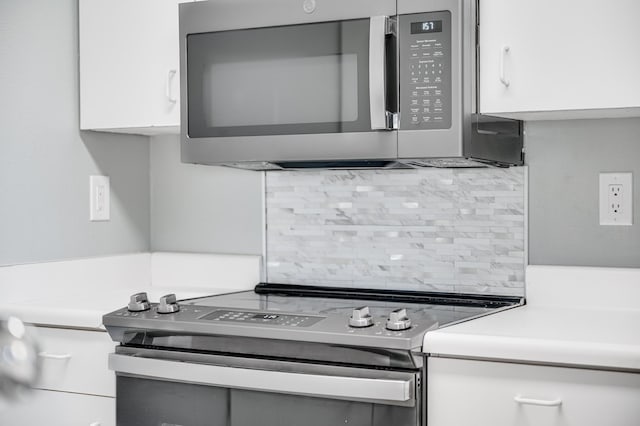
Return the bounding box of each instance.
[4,257,639,372]
[0,286,239,330]
[0,252,262,330]
[424,265,640,372]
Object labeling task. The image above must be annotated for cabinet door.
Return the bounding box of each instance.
[32,326,115,397]
[428,358,640,426]
[479,0,640,120]
[147,0,189,130]
[0,390,114,426]
[79,0,190,133]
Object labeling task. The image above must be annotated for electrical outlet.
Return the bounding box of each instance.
[90,175,110,221]
[608,184,622,215]
[599,172,632,226]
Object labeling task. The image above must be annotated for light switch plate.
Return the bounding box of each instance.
[599,172,632,226]
[90,175,110,221]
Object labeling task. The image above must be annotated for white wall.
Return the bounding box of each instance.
[150,135,263,255]
[527,118,640,267]
[0,0,150,266]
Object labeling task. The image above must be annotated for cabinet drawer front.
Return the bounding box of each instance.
[428,358,640,426]
[31,326,115,397]
[0,389,114,426]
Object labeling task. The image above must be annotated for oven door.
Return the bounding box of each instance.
[179,0,398,166]
[109,349,421,426]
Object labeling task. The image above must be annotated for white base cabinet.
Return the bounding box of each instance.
[32,326,115,397]
[0,390,114,426]
[479,0,640,120]
[1,327,116,426]
[428,357,640,426]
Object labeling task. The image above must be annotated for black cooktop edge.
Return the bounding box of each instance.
[254,283,524,308]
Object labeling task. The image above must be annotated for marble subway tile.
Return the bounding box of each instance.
[266,168,526,296]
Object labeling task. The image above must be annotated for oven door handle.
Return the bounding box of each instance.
[109,353,414,406]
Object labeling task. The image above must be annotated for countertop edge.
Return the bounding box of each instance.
[423,331,640,373]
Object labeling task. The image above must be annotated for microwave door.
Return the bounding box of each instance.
[180,12,399,165]
[185,19,394,137]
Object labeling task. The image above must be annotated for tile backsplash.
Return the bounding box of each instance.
[265,168,526,296]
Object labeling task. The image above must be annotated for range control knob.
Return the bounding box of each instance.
[349,306,374,328]
[386,308,412,331]
[127,292,150,312]
[157,293,180,314]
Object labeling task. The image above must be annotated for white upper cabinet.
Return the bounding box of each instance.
[79,0,193,135]
[479,0,640,120]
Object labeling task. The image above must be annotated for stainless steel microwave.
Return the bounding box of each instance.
[179,0,523,170]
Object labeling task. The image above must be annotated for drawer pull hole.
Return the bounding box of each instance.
[38,352,72,360]
[514,395,562,407]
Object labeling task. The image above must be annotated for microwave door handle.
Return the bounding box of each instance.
[369,16,391,130]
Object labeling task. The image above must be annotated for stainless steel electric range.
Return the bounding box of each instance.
[103,284,522,426]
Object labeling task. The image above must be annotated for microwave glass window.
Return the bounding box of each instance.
[204,54,358,127]
[187,19,372,137]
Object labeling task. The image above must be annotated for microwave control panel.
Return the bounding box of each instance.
[398,11,452,130]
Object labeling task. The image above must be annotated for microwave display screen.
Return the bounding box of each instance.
[411,20,442,34]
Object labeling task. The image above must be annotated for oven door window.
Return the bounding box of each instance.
[116,376,418,426]
[186,19,372,137]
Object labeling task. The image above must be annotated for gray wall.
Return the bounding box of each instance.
[0,0,150,266]
[527,118,640,267]
[3,0,637,270]
[150,135,263,255]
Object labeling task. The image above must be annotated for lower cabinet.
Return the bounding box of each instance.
[0,389,114,426]
[2,326,117,425]
[427,357,640,426]
[31,326,115,397]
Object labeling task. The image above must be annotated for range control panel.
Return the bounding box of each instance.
[200,310,325,328]
[399,11,452,130]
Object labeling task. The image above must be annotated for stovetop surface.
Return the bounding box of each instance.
[103,285,522,351]
[182,290,492,326]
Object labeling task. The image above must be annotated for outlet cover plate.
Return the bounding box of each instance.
[599,172,632,226]
[90,175,110,221]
